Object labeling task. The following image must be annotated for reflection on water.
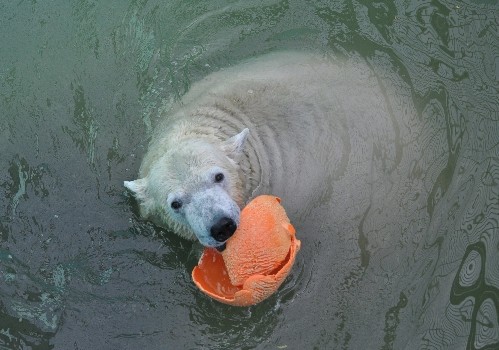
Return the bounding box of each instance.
[0,0,497,349]
[450,242,499,349]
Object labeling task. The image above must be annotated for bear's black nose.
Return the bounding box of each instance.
[210,217,237,242]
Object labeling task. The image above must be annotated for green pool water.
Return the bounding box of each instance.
[0,1,497,349]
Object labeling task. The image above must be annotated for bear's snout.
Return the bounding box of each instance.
[210,217,237,242]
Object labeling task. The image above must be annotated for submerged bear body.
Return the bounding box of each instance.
[125,52,419,248]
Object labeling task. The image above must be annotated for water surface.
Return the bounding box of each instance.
[0,1,498,349]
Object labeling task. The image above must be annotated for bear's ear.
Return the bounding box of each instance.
[124,178,148,202]
[222,128,249,159]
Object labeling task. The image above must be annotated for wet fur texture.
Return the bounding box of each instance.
[125,51,395,247]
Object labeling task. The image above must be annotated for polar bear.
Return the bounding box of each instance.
[124,51,403,250]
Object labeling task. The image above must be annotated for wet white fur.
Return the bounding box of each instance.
[125,51,391,246]
[124,128,248,246]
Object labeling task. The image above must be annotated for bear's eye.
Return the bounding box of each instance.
[171,201,182,210]
[214,173,224,183]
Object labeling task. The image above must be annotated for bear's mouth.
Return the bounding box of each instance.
[215,243,226,252]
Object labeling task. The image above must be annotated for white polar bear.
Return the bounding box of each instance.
[125,51,403,250]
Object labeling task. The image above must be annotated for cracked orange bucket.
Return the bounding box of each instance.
[192,195,301,306]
